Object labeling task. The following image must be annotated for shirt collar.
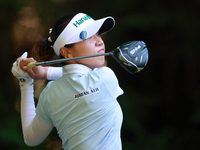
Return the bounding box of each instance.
[63,64,92,75]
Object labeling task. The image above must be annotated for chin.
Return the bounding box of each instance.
[87,58,106,69]
[101,59,107,66]
[97,60,106,68]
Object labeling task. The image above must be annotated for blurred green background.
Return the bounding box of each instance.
[1,0,200,149]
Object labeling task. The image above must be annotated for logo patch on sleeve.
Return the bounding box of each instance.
[74,87,101,99]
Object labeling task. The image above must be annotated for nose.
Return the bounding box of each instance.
[94,34,104,46]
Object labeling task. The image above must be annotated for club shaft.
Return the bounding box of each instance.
[28,52,112,68]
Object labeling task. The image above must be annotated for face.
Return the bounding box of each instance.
[63,33,105,69]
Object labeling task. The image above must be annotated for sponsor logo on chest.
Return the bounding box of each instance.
[74,87,101,99]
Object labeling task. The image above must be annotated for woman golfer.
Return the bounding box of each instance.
[12,12,124,150]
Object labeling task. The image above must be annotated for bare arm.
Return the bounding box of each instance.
[18,58,63,80]
[18,58,49,80]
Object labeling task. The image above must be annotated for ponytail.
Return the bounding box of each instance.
[32,12,78,61]
[32,38,55,61]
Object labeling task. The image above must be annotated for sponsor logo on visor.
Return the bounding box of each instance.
[73,15,93,28]
[79,31,87,40]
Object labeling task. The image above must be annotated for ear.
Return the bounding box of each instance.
[60,47,73,58]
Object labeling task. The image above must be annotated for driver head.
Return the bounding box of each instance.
[112,41,148,74]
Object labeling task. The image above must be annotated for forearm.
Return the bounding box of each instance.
[20,63,62,81]
[33,66,63,80]
[20,85,36,135]
[12,52,54,146]
[20,85,53,146]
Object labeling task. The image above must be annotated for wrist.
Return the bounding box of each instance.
[43,67,49,79]
[17,76,34,87]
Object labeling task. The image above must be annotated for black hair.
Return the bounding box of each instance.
[32,12,78,61]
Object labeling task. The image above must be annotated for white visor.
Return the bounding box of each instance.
[53,13,115,56]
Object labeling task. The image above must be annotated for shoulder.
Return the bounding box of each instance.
[42,81,54,93]
[94,67,123,98]
[94,67,115,77]
[45,77,64,90]
[41,77,68,97]
[38,80,62,108]
[92,67,118,83]
[39,80,58,100]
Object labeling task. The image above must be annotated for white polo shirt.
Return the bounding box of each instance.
[36,64,124,150]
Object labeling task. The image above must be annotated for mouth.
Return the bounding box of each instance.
[98,48,105,54]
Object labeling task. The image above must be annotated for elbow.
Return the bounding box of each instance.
[24,139,39,147]
[24,134,41,147]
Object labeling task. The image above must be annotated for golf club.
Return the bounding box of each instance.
[27,41,149,74]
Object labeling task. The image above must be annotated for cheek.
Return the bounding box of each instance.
[73,47,92,57]
[72,41,94,56]
[70,44,85,57]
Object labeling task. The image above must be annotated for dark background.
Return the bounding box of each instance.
[1,0,200,149]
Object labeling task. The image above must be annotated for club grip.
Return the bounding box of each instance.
[27,62,37,68]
